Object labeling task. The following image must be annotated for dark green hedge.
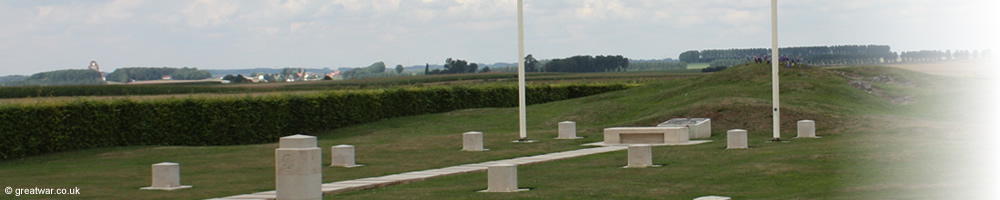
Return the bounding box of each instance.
[0,83,633,160]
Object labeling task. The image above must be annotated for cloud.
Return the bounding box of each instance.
[182,0,239,27]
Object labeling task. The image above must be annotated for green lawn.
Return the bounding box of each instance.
[0,64,985,199]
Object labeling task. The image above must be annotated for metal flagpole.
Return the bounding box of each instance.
[770,0,781,141]
[517,0,528,141]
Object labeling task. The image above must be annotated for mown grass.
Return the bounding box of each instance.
[0,63,982,199]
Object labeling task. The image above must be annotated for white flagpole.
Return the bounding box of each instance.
[771,0,781,140]
[517,0,528,141]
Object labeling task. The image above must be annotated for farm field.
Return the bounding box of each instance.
[0,63,994,199]
[687,62,711,69]
[0,72,698,101]
[882,59,997,78]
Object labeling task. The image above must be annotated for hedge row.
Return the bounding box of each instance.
[0,83,634,160]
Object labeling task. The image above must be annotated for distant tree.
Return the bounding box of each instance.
[524,54,539,72]
[679,50,700,63]
[341,61,387,79]
[424,63,429,74]
[443,58,470,74]
[395,64,404,73]
[280,68,300,80]
[107,67,183,82]
[468,63,479,73]
[222,74,251,83]
[170,67,212,80]
[224,74,252,83]
[543,55,629,73]
[323,75,333,80]
[24,69,103,85]
[480,66,491,73]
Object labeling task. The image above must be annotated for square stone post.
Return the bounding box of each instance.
[276,135,322,200]
[797,120,818,138]
[625,144,659,168]
[695,196,732,200]
[331,145,363,168]
[140,162,192,190]
[481,164,528,192]
[463,132,487,151]
[556,121,582,139]
[727,129,748,149]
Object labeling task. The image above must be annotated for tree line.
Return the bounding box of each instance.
[679,45,897,65]
[107,67,212,83]
[679,45,992,66]
[15,69,105,86]
[899,49,992,62]
[425,58,493,75]
[541,55,629,73]
[628,59,687,71]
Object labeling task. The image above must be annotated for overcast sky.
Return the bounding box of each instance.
[0,0,996,75]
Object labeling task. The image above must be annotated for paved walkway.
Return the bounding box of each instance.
[210,146,628,200]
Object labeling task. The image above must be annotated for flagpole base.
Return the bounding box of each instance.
[766,138,788,143]
[512,138,537,143]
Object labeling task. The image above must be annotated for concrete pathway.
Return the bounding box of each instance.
[209,146,628,200]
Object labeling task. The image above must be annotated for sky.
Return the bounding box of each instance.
[0,0,997,76]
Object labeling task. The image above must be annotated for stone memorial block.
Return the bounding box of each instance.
[727,129,748,149]
[603,127,689,145]
[482,163,528,192]
[797,120,818,138]
[694,196,732,200]
[658,118,712,139]
[331,145,363,168]
[463,132,487,151]
[140,162,192,190]
[556,121,582,139]
[276,134,322,200]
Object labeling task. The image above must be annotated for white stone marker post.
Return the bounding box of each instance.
[797,120,818,138]
[694,195,733,200]
[556,121,582,139]
[482,163,528,192]
[625,144,659,168]
[727,129,749,149]
[140,162,192,190]
[463,131,487,151]
[331,145,363,168]
[275,135,322,200]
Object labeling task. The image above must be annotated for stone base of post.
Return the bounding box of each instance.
[624,144,661,168]
[479,164,529,193]
[331,145,364,168]
[727,129,748,149]
[556,121,582,139]
[796,120,819,138]
[463,132,489,151]
[140,162,192,191]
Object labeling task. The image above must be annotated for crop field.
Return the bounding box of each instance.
[687,62,711,69]
[0,63,993,199]
[0,72,697,100]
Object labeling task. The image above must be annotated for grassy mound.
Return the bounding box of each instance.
[536,63,904,136]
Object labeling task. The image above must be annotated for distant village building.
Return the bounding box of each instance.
[89,60,106,81]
